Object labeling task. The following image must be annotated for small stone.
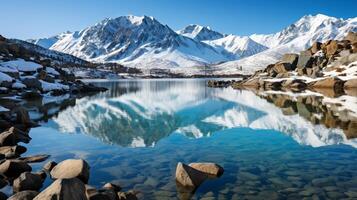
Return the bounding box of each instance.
[103,182,121,192]
[43,161,57,172]
[50,159,90,183]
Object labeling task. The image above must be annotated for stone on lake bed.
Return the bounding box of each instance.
[34,178,87,200]
[8,190,39,200]
[188,162,224,177]
[103,182,122,192]
[50,159,90,183]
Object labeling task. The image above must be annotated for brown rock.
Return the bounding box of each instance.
[37,70,47,80]
[175,162,207,188]
[311,77,344,89]
[8,190,39,200]
[13,172,44,192]
[188,163,224,177]
[344,79,357,89]
[19,154,50,163]
[0,127,31,146]
[50,159,90,183]
[311,42,322,54]
[0,145,27,158]
[344,32,357,43]
[326,40,342,56]
[0,160,32,178]
[103,182,121,192]
[34,178,87,200]
[281,53,299,67]
[43,161,57,172]
[273,62,294,73]
[117,191,138,200]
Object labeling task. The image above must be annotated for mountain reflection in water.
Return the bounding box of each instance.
[44,79,357,148]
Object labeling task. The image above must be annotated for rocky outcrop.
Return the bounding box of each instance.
[13,172,44,192]
[210,32,357,94]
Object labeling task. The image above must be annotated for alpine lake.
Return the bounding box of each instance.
[16,79,357,199]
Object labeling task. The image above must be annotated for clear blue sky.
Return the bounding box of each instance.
[1,0,356,40]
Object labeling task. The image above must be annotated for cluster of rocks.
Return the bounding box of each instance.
[255,92,357,139]
[209,32,357,94]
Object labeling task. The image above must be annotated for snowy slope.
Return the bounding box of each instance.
[43,16,234,69]
[204,35,268,59]
[27,32,72,49]
[177,24,224,41]
[215,14,357,75]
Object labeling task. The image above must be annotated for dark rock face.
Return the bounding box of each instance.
[8,190,39,200]
[0,160,32,178]
[34,178,87,200]
[13,172,44,192]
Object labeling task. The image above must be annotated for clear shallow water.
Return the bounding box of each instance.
[25,79,357,199]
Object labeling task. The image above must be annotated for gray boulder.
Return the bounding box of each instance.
[34,178,87,200]
[50,159,90,183]
[13,172,44,192]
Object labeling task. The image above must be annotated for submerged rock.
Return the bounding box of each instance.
[50,159,90,183]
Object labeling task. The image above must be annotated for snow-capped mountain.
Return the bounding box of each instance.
[204,35,268,59]
[29,14,357,75]
[217,14,357,75]
[37,16,235,69]
[27,31,72,49]
[177,24,224,41]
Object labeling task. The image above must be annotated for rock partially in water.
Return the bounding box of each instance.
[0,127,31,146]
[103,182,122,192]
[0,145,27,158]
[188,162,224,177]
[50,159,90,183]
[13,172,44,192]
[19,154,50,163]
[43,161,57,172]
[8,190,38,200]
[34,178,87,200]
[175,162,208,188]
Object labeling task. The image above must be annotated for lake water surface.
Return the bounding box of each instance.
[26,79,357,199]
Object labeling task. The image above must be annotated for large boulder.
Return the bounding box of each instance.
[0,160,31,178]
[0,127,31,146]
[311,77,345,89]
[281,53,299,67]
[50,159,90,183]
[0,145,27,158]
[344,32,357,43]
[188,163,224,177]
[34,178,87,200]
[311,42,322,54]
[273,62,294,73]
[344,79,357,89]
[326,40,342,56]
[8,190,39,200]
[297,50,314,69]
[13,172,44,192]
[175,162,207,188]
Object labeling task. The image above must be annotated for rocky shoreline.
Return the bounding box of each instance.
[208,32,357,95]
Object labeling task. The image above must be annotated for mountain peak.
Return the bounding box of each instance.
[177,24,224,41]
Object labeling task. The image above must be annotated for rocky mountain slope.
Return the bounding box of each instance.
[177,24,225,41]
[216,14,357,75]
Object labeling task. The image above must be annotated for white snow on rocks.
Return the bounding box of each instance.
[40,80,69,92]
[0,59,43,72]
[0,72,13,83]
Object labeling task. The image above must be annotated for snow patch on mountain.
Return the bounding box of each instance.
[177,24,224,41]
